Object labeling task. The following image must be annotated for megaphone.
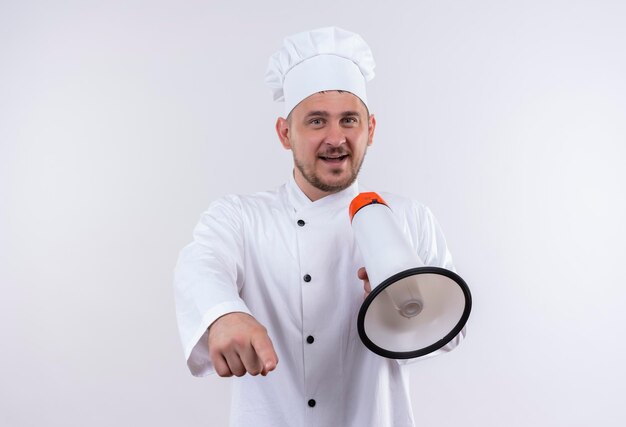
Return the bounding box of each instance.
[350,192,472,359]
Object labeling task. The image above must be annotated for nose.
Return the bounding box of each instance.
[323,123,347,147]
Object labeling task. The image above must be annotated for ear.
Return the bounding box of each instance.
[275,117,291,150]
[367,114,376,147]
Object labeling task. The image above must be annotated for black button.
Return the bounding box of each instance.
[303,274,311,282]
[297,219,305,227]
[308,399,316,407]
[306,335,314,344]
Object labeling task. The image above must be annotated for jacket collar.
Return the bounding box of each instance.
[286,170,360,213]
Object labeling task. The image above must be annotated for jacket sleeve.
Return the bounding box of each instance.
[173,195,251,376]
[397,201,467,365]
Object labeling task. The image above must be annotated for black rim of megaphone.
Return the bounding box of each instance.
[357,266,472,359]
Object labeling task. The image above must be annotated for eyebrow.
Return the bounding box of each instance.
[304,110,362,119]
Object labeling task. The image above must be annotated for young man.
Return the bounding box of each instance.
[174,27,465,427]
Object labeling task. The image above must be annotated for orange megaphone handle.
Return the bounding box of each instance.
[349,192,389,222]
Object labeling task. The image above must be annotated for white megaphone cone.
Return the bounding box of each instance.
[350,192,472,359]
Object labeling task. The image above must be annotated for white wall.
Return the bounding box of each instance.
[2,1,625,426]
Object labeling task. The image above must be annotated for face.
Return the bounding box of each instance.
[276,91,376,201]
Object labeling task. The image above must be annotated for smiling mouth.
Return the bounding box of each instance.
[319,154,349,162]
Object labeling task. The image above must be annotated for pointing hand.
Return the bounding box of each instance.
[208,312,279,377]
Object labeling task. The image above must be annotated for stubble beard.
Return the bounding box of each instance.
[294,150,367,194]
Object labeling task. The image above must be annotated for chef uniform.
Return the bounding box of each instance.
[174,27,466,427]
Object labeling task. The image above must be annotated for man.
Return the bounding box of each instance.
[174,27,465,427]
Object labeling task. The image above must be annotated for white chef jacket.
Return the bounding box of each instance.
[174,175,465,427]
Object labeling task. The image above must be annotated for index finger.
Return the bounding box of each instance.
[251,334,279,375]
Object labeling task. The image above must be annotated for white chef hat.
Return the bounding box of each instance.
[265,26,376,116]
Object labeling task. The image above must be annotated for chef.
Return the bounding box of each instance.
[174,26,465,427]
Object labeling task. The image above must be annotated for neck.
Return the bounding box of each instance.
[293,171,332,201]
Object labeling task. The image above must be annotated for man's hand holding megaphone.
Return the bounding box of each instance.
[358,267,371,300]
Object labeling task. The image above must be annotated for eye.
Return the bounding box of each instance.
[342,117,358,125]
[309,118,325,126]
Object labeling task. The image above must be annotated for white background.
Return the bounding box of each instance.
[2,1,625,426]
